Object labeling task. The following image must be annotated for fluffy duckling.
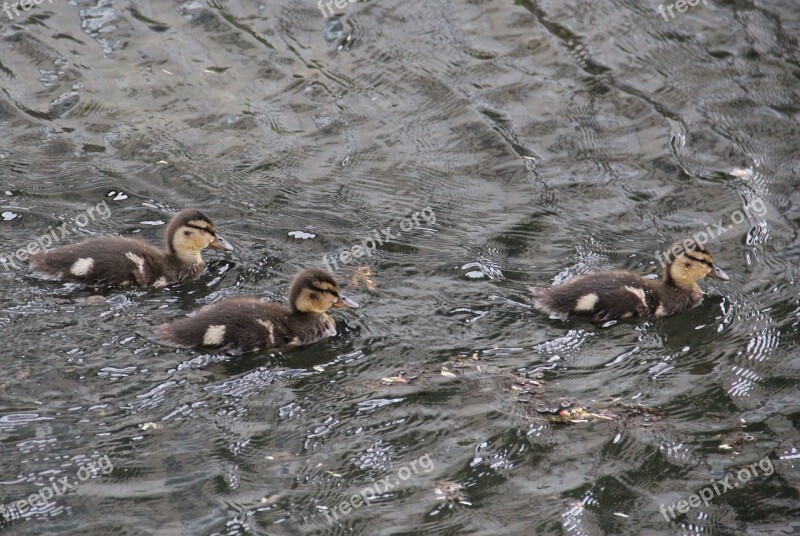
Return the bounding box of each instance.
[158,268,359,353]
[530,239,730,323]
[29,209,233,288]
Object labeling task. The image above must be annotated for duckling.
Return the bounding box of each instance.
[530,239,730,323]
[158,268,359,353]
[29,208,233,288]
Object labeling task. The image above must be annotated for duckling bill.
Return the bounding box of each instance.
[530,239,729,323]
[29,208,233,288]
[158,269,358,354]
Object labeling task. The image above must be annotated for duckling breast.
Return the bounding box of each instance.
[650,284,704,317]
[286,314,337,347]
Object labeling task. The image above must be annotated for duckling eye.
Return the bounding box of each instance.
[684,262,691,268]
[184,231,192,237]
[309,292,318,300]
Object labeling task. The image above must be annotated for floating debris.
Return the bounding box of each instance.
[500,399,617,425]
[264,452,294,461]
[547,406,600,425]
[439,353,490,377]
[381,372,417,385]
[86,295,105,305]
[504,373,543,395]
[434,481,471,506]
[440,367,457,378]
[350,266,377,291]
[730,167,754,179]
[364,369,423,390]
[718,431,757,447]
[716,434,754,453]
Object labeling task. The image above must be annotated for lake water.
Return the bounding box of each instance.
[1,0,799,534]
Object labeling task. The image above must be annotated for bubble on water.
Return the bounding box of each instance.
[323,17,345,42]
[288,230,316,240]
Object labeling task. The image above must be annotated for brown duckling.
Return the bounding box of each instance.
[158,268,359,353]
[29,208,233,288]
[530,239,730,323]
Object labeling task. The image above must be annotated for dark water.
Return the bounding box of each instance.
[1,0,799,534]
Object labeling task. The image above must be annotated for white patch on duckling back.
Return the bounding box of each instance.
[624,286,647,307]
[153,276,168,288]
[125,252,145,273]
[70,258,94,276]
[256,319,275,345]
[574,293,598,311]
[655,304,667,317]
[203,324,226,346]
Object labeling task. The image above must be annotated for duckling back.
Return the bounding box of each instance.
[28,208,230,289]
[158,297,337,354]
[532,271,659,323]
[30,237,183,287]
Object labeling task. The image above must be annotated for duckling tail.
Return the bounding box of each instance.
[528,286,545,299]
[28,251,60,278]
[157,319,200,349]
[528,286,561,316]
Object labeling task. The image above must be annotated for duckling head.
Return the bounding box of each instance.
[289,269,359,314]
[167,209,233,262]
[666,239,730,288]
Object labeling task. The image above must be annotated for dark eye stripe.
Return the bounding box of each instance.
[185,224,215,236]
[684,253,713,267]
[312,286,339,297]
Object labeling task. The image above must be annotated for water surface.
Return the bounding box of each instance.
[1,0,799,534]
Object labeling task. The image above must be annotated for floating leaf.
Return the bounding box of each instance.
[381,376,409,385]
